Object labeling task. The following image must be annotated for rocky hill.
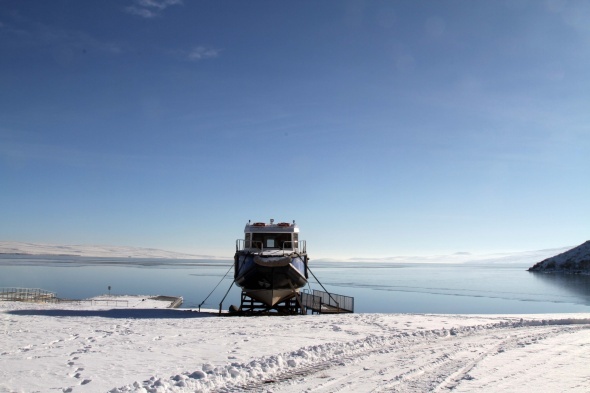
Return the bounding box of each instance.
[528,240,590,274]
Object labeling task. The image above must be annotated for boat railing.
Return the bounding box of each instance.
[300,240,306,254]
[236,239,244,251]
[236,239,306,254]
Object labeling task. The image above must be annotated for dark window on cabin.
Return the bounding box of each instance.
[251,233,292,249]
[252,233,264,249]
[251,233,264,249]
[275,233,293,248]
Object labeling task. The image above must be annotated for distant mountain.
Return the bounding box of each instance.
[310,247,571,264]
[528,240,590,274]
[0,241,227,260]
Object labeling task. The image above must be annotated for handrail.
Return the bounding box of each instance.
[236,239,306,254]
[300,290,354,314]
[236,239,244,251]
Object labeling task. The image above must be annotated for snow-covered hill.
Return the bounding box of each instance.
[528,240,590,274]
[1,241,574,264]
[0,241,225,260]
[331,247,572,265]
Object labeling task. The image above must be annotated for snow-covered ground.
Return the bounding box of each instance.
[1,300,589,393]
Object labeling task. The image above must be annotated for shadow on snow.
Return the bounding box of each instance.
[7,308,218,319]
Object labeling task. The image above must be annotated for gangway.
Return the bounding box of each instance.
[300,289,354,314]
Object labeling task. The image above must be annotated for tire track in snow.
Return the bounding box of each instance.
[450,326,590,392]
[229,325,588,393]
[111,318,590,393]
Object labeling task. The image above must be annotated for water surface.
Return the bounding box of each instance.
[1,255,589,313]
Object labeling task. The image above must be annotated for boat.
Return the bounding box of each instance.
[234,219,308,307]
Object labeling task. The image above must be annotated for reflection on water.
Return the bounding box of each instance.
[529,272,590,305]
[0,255,240,309]
[1,255,590,314]
[312,262,590,314]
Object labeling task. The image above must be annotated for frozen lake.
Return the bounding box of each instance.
[1,254,589,313]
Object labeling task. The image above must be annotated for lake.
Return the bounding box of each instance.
[1,255,589,314]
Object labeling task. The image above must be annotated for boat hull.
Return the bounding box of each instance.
[234,252,308,306]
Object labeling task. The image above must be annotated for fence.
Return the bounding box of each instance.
[236,239,307,254]
[85,299,130,307]
[301,289,354,314]
[0,287,57,303]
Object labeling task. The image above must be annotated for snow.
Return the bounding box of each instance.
[0,241,225,260]
[2,300,589,392]
[529,240,590,274]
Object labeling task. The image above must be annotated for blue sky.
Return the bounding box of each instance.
[1,0,589,259]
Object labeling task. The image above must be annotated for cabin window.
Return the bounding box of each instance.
[278,233,293,249]
[251,233,265,249]
[245,233,251,248]
[251,233,293,249]
[293,233,298,249]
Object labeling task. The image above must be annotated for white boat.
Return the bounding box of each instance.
[234,219,308,307]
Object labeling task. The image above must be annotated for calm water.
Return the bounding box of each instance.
[1,255,589,314]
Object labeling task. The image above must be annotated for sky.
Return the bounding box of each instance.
[1,0,589,259]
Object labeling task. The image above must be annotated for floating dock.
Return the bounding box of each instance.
[86,295,183,308]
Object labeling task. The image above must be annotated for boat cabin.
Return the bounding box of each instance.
[238,219,303,254]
